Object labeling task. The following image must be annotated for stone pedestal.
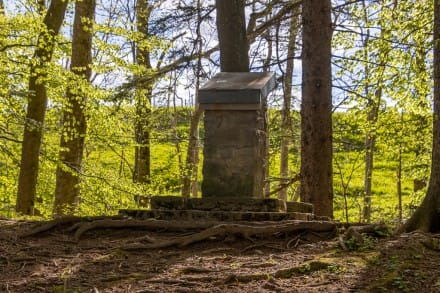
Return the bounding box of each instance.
[202,110,265,197]
[199,72,275,198]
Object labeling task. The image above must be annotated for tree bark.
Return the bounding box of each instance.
[53,0,95,217]
[181,108,201,198]
[363,87,380,222]
[300,0,333,218]
[401,0,440,233]
[16,0,69,215]
[182,0,203,198]
[397,129,403,224]
[133,0,153,184]
[279,9,300,202]
[262,27,272,197]
[215,0,249,72]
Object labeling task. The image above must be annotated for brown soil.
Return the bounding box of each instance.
[1,218,439,293]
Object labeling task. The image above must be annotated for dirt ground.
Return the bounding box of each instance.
[1,218,440,293]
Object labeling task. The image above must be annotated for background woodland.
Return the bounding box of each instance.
[0,0,434,226]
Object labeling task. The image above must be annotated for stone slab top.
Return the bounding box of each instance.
[199,72,276,105]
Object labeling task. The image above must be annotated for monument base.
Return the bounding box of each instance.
[119,196,316,222]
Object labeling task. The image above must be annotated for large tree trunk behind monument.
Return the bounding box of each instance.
[53,0,95,217]
[133,0,153,184]
[215,0,249,72]
[300,0,333,218]
[16,0,69,215]
[401,0,440,233]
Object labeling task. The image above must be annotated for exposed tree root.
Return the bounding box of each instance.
[72,219,232,241]
[179,266,217,274]
[121,221,336,250]
[20,216,337,249]
[339,222,390,250]
[221,260,332,284]
[19,216,125,238]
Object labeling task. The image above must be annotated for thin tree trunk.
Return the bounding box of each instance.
[401,0,440,233]
[16,0,69,215]
[397,131,402,224]
[171,82,184,190]
[53,0,95,217]
[363,88,380,222]
[279,10,300,202]
[362,2,393,222]
[182,108,202,198]
[119,150,125,178]
[300,0,333,218]
[262,25,272,197]
[182,0,203,198]
[133,0,153,184]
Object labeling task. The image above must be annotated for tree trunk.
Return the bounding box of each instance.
[362,2,392,222]
[16,0,69,215]
[401,0,440,233]
[182,0,203,198]
[397,131,402,224]
[262,28,272,197]
[182,108,202,198]
[362,88,380,222]
[300,0,333,218]
[53,0,95,217]
[279,9,300,202]
[133,0,153,184]
[215,0,249,72]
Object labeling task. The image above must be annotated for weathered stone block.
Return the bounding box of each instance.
[150,196,185,210]
[149,196,285,212]
[202,110,266,198]
[286,201,314,214]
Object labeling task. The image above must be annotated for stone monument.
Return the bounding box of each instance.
[119,72,315,221]
[199,72,275,198]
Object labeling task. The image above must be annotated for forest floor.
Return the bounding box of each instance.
[0,218,440,293]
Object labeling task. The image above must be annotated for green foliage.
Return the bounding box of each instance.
[344,234,378,251]
[0,0,434,224]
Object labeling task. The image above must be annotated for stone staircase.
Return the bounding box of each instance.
[119,196,317,222]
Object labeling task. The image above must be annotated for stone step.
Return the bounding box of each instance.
[149,195,313,213]
[286,201,314,214]
[119,209,315,222]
